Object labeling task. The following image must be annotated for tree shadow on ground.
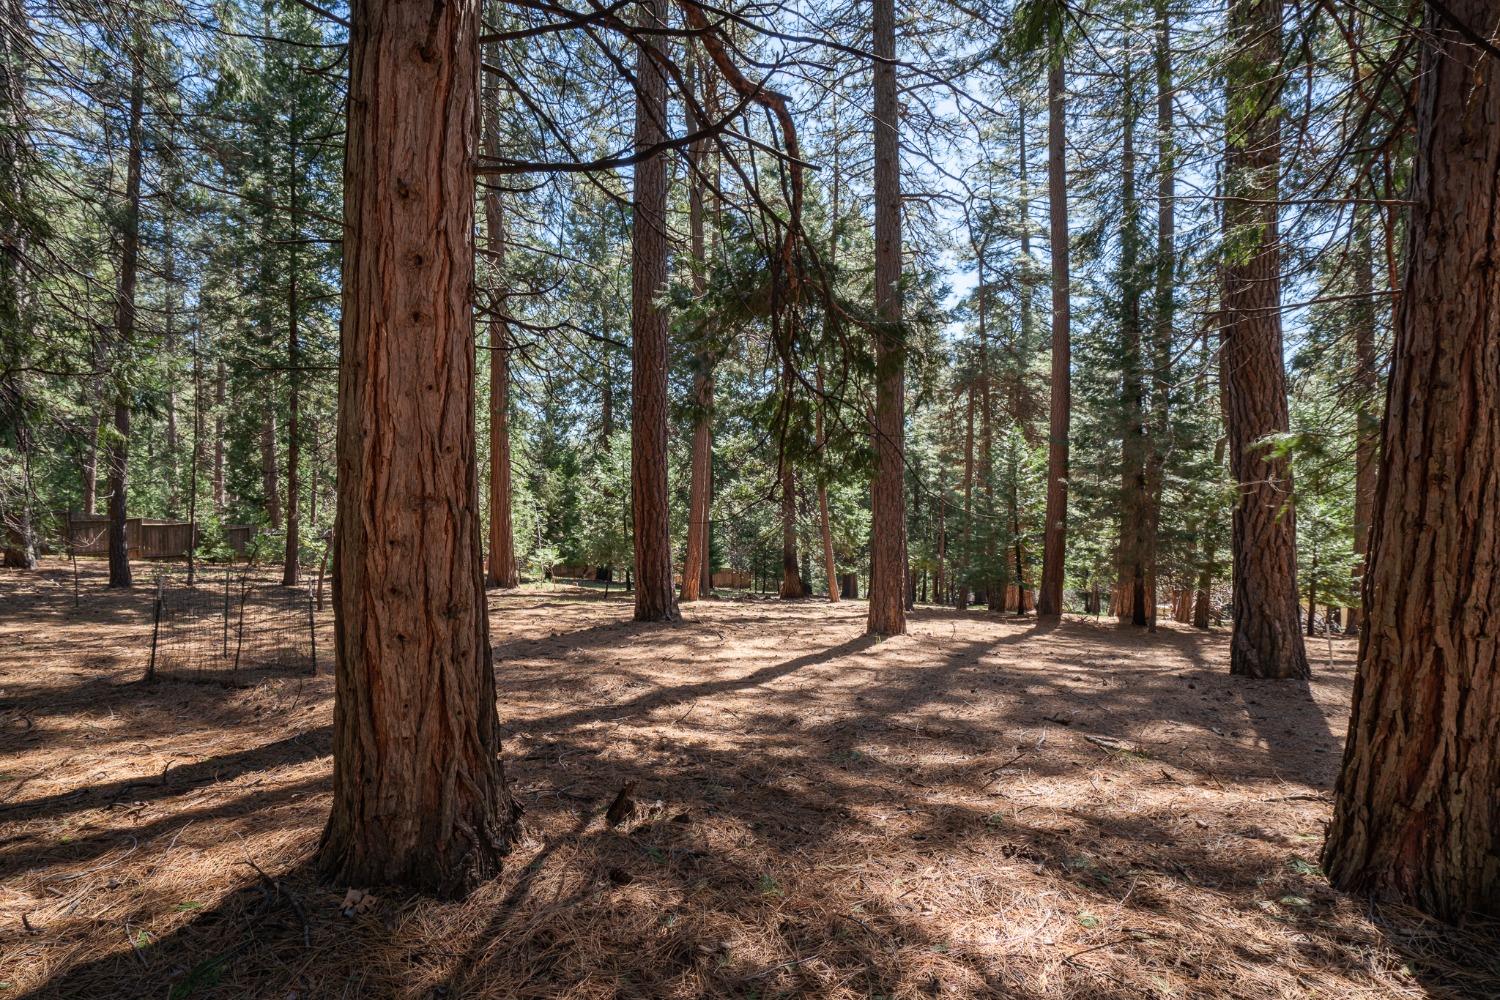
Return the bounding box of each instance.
[8,590,1498,999]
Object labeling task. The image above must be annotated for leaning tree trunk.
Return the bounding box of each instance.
[867,0,905,636]
[106,47,143,590]
[1322,0,1500,921]
[317,0,516,898]
[629,0,679,623]
[1221,0,1307,678]
[1037,52,1070,619]
[482,53,519,590]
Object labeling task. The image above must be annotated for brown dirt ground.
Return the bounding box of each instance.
[2,559,1497,999]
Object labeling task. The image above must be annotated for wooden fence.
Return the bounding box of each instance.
[55,514,258,561]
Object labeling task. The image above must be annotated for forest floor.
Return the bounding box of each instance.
[2,559,1498,1000]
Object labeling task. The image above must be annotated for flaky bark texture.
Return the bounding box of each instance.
[1323,1,1500,921]
[867,0,905,636]
[1221,0,1307,678]
[629,0,680,623]
[318,0,516,899]
[1036,55,1070,620]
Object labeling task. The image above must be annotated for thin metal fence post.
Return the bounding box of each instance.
[306,588,318,675]
[232,571,249,672]
[146,576,164,682]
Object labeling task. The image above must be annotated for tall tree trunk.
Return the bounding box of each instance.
[483,52,519,589]
[1037,52,1070,619]
[282,135,301,587]
[1116,57,1148,627]
[318,0,516,898]
[779,455,804,598]
[261,406,281,530]
[866,0,905,635]
[162,209,180,508]
[212,360,225,512]
[1221,0,1307,678]
[630,0,679,623]
[0,0,35,569]
[81,408,99,514]
[1143,0,1174,632]
[1323,0,1500,919]
[816,365,838,601]
[1349,209,1378,633]
[106,47,143,589]
[958,381,974,610]
[680,54,713,603]
[978,269,998,613]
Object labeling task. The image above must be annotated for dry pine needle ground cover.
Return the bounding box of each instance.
[1,559,1497,999]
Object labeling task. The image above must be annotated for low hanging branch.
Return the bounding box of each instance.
[477,0,807,298]
[675,0,804,299]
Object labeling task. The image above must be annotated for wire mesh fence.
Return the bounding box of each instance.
[145,567,317,684]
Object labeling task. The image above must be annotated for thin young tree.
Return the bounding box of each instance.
[1220,0,1307,678]
[1322,0,1500,920]
[318,0,517,897]
[867,0,906,636]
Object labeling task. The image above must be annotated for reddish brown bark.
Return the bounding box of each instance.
[630,0,679,623]
[282,136,301,587]
[1348,211,1378,632]
[1037,53,1070,619]
[483,59,518,590]
[1323,0,1500,920]
[81,409,99,515]
[317,0,516,898]
[866,0,905,636]
[261,407,281,530]
[816,365,837,602]
[1142,0,1174,633]
[1221,0,1307,678]
[212,361,225,511]
[680,58,713,603]
[106,47,143,590]
[1116,61,1149,628]
[779,457,805,599]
